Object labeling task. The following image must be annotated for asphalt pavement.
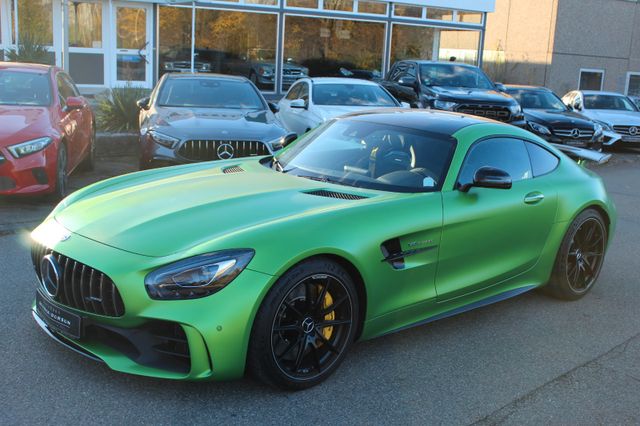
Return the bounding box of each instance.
[1,151,639,425]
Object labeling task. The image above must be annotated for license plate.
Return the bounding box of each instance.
[36,291,82,339]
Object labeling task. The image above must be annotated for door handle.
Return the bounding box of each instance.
[524,192,545,204]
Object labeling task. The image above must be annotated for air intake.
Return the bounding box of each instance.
[305,190,368,200]
[223,166,244,174]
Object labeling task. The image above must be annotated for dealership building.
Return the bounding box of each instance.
[0,0,494,96]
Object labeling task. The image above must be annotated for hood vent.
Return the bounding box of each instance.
[305,189,368,200]
[222,166,244,174]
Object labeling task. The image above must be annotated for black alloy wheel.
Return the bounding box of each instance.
[53,143,68,200]
[248,258,358,390]
[545,208,607,300]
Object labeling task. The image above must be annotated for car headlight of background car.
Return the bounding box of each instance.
[8,137,53,158]
[528,121,551,136]
[148,130,180,149]
[258,66,274,77]
[508,104,523,117]
[593,122,604,139]
[433,100,458,111]
[145,249,255,300]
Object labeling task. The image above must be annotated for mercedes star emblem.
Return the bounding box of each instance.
[629,127,638,136]
[217,143,235,160]
[571,128,581,139]
[301,317,315,334]
[40,254,62,298]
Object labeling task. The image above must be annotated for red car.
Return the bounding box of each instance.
[0,62,95,199]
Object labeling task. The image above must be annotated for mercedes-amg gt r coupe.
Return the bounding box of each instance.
[30,109,615,389]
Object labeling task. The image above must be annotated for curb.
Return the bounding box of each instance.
[96,132,139,158]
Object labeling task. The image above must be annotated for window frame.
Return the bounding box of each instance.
[578,68,605,91]
[625,71,640,97]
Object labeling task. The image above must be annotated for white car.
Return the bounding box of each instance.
[562,90,640,147]
[277,77,404,135]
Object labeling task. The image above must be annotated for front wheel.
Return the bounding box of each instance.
[248,257,359,390]
[52,143,69,200]
[544,209,607,300]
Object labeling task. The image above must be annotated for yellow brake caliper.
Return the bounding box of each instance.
[321,291,335,340]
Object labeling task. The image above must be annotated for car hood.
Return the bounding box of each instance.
[146,107,286,141]
[54,160,379,257]
[428,86,516,105]
[582,110,640,125]
[313,104,394,121]
[523,109,595,129]
[0,106,53,145]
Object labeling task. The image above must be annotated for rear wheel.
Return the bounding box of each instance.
[248,257,358,390]
[52,143,68,200]
[544,209,607,300]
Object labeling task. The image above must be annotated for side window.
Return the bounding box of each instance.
[298,83,309,101]
[458,138,532,186]
[56,74,76,103]
[62,74,81,97]
[285,83,301,100]
[405,63,417,79]
[526,142,559,177]
[391,64,407,82]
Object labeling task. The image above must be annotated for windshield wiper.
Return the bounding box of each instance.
[295,174,350,187]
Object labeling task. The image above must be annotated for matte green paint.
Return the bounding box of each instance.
[32,122,616,381]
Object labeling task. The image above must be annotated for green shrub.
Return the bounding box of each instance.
[4,33,54,65]
[96,85,150,133]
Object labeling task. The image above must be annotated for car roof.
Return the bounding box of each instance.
[580,90,627,96]
[339,108,495,134]
[505,84,551,91]
[0,61,54,73]
[164,72,248,82]
[305,77,379,86]
[396,60,478,69]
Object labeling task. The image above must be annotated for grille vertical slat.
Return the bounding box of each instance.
[30,241,125,317]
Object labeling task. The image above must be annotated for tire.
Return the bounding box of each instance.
[52,143,69,201]
[248,257,359,390]
[543,208,607,300]
[79,128,96,172]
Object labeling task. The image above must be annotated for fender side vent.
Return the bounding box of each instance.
[305,190,368,200]
[223,166,244,174]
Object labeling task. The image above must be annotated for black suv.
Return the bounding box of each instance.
[382,60,525,126]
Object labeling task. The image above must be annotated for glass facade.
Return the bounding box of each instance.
[17,0,53,45]
[68,2,102,48]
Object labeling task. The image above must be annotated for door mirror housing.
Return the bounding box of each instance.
[137,97,151,110]
[283,133,298,148]
[268,102,280,114]
[65,96,84,110]
[398,76,417,88]
[290,98,307,109]
[494,82,507,92]
[573,99,583,111]
[459,167,512,192]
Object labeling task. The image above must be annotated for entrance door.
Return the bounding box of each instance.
[112,2,152,87]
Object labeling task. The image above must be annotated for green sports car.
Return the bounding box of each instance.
[30,109,616,389]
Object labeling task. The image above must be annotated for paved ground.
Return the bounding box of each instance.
[1,150,639,425]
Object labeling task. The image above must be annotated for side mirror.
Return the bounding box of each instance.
[268,102,279,114]
[460,167,512,192]
[495,82,507,92]
[65,96,85,110]
[400,101,411,109]
[573,101,582,111]
[137,97,151,110]
[290,98,307,109]
[398,76,417,88]
[283,133,297,147]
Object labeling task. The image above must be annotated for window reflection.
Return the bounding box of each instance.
[458,11,483,24]
[68,2,102,48]
[195,10,278,91]
[426,8,453,20]
[357,0,387,15]
[391,25,435,65]
[324,0,354,12]
[438,29,480,64]
[394,4,422,18]
[283,16,384,88]
[158,6,194,76]
[17,0,53,45]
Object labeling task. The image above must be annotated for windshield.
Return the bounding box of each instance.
[0,70,51,106]
[158,78,265,109]
[507,89,567,111]
[584,94,638,111]
[277,119,455,193]
[419,64,494,90]
[312,84,398,107]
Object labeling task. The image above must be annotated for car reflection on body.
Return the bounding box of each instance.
[137,73,295,169]
[31,109,614,390]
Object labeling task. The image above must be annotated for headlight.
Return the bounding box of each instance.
[145,250,255,300]
[258,66,274,77]
[301,67,309,76]
[528,122,551,136]
[593,122,604,138]
[8,137,53,158]
[164,62,174,70]
[433,100,457,111]
[509,104,523,116]
[594,120,613,132]
[148,130,180,149]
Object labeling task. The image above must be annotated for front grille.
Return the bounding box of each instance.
[31,242,125,317]
[305,190,368,200]
[283,69,303,75]
[553,128,595,140]
[455,104,511,122]
[178,140,270,162]
[613,125,640,141]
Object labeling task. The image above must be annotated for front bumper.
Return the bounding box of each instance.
[30,228,276,381]
[0,144,57,195]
